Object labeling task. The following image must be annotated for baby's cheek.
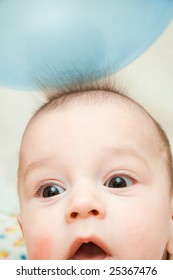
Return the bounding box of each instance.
[28,235,53,260]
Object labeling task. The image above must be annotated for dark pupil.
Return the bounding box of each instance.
[43,186,59,197]
[108,177,127,188]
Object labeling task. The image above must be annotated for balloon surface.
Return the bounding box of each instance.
[0,0,173,90]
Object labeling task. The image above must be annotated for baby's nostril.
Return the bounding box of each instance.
[92,209,99,216]
[70,209,99,219]
[71,212,78,218]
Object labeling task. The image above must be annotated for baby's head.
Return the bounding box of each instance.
[18,81,173,259]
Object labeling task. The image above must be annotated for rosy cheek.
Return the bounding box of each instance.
[28,235,53,260]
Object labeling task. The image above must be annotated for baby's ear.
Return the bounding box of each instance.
[17,215,23,236]
[166,197,173,256]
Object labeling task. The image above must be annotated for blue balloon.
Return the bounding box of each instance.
[0,0,173,90]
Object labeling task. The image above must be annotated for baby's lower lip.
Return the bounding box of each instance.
[69,242,111,260]
[69,255,111,260]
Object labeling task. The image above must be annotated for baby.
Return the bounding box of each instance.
[17,80,173,260]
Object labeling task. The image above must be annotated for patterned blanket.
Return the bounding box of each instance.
[0,211,27,260]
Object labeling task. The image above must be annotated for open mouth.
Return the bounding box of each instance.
[69,241,110,260]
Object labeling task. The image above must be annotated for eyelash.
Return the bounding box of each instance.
[104,173,136,187]
[34,180,65,197]
[34,172,136,197]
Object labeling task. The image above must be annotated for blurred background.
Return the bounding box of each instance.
[0,0,173,260]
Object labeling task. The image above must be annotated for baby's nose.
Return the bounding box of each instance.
[65,186,106,223]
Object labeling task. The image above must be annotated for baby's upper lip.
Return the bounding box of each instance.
[67,236,111,260]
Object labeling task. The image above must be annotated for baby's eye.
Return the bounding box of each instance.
[41,185,65,198]
[105,175,134,188]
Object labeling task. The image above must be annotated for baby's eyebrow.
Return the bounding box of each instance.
[102,147,149,165]
[19,156,56,182]
[20,147,149,182]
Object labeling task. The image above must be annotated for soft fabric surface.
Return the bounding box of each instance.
[0,212,27,260]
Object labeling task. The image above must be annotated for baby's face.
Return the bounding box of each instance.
[18,98,173,259]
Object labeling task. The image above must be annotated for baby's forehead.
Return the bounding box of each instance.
[18,90,172,192]
[23,92,162,155]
